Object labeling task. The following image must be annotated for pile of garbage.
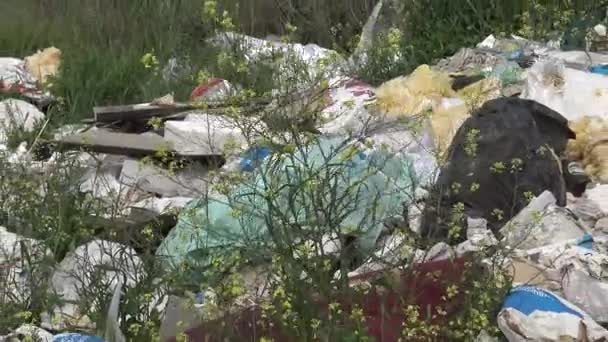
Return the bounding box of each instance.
[3,15,608,342]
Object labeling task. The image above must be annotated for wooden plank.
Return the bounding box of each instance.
[93,86,324,124]
[53,130,174,158]
[94,102,195,123]
[52,130,225,164]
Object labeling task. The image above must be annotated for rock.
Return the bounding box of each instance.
[0,99,45,143]
[42,240,143,331]
[0,227,50,306]
[120,159,209,198]
[164,113,248,156]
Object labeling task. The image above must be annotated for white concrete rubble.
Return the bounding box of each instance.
[586,184,608,217]
[42,240,143,331]
[0,98,45,143]
[0,324,53,342]
[0,227,50,306]
[500,191,586,250]
[120,159,209,197]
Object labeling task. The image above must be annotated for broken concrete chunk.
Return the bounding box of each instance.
[0,98,45,143]
[80,168,125,200]
[42,240,143,331]
[164,113,248,156]
[0,324,53,342]
[120,159,209,197]
[501,191,586,250]
[466,217,498,247]
[0,227,50,306]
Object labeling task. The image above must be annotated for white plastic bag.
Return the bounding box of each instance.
[498,286,608,341]
[319,77,375,136]
[522,59,608,122]
[0,58,54,105]
[0,98,45,144]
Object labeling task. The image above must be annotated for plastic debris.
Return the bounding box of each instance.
[0,57,55,105]
[190,78,235,103]
[52,333,104,342]
[157,136,419,272]
[567,116,608,184]
[208,32,342,89]
[477,34,497,49]
[319,77,376,136]
[590,64,608,75]
[375,64,456,117]
[522,59,608,122]
[421,98,574,241]
[24,47,61,84]
[164,112,254,156]
[498,286,608,341]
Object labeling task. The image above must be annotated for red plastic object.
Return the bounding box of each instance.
[166,257,469,342]
[190,78,226,102]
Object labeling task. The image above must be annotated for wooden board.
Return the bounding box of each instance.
[94,102,195,123]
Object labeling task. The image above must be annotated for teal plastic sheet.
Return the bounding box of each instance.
[156,137,420,271]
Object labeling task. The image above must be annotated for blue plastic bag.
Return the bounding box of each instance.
[502,286,583,318]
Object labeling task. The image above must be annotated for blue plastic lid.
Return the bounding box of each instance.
[590,64,608,75]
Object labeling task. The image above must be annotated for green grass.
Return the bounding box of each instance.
[2,0,606,124]
[0,0,212,124]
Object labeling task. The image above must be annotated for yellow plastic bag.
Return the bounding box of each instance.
[24,47,61,84]
[375,64,456,117]
[567,116,608,183]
